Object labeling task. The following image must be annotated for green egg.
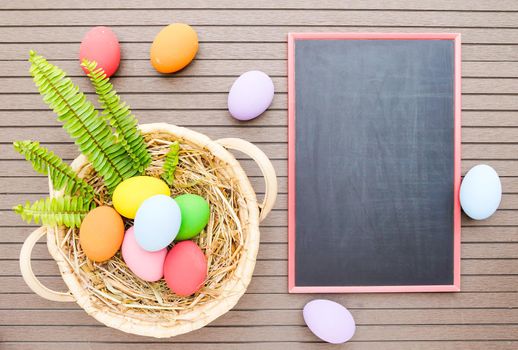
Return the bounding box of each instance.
[174,194,210,240]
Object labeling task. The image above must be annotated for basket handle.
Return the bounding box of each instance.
[216,138,278,222]
[19,226,75,302]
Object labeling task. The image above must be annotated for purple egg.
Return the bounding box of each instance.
[227,70,274,121]
[303,299,356,344]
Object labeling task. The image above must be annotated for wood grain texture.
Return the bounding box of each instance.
[2,77,516,94]
[3,26,518,44]
[2,0,518,11]
[3,60,518,78]
[1,1,517,348]
[0,343,517,350]
[0,10,517,27]
[1,43,517,61]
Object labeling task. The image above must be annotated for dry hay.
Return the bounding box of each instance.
[52,132,247,322]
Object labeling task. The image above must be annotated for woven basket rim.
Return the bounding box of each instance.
[45,123,261,338]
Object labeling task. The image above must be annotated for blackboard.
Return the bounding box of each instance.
[287,34,461,293]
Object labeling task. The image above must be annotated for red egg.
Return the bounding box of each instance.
[79,26,120,77]
[163,241,207,296]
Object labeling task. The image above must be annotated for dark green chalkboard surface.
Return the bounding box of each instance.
[288,34,461,293]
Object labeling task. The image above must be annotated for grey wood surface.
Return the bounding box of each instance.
[0,1,517,349]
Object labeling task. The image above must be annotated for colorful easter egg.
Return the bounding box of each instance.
[163,241,207,296]
[303,299,356,344]
[79,206,124,262]
[228,70,274,121]
[112,176,171,219]
[150,23,198,73]
[460,164,502,220]
[79,26,120,77]
[174,194,210,241]
[134,194,181,252]
[122,227,167,282]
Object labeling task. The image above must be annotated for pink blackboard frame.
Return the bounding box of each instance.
[288,33,461,293]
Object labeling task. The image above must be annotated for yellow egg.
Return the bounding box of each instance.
[150,23,198,73]
[112,176,170,219]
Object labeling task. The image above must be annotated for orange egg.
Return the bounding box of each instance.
[79,206,125,262]
[150,23,198,73]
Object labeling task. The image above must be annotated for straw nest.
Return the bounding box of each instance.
[51,130,248,321]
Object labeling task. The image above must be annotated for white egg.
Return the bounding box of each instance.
[134,194,181,251]
[460,164,501,220]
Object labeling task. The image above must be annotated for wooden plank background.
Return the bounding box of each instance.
[1,1,517,349]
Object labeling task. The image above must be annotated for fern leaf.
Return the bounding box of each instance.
[161,141,180,186]
[14,196,95,228]
[29,51,139,191]
[82,59,151,173]
[13,140,96,199]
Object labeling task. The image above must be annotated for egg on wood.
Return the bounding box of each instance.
[150,23,198,73]
[303,299,356,344]
[122,227,167,282]
[460,164,502,220]
[134,194,181,252]
[79,206,124,262]
[163,241,207,296]
[79,26,120,77]
[112,176,171,219]
[228,70,274,121]
[174,194,210,241]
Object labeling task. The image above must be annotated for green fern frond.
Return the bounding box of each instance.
[161,141,180,186]
[29,51,139,191]
[13,140,95,199]
[14,196,95,228]
[82,59,151,173]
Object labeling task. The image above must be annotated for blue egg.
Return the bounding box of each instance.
[460,164,501,220]
[134,194,181,251]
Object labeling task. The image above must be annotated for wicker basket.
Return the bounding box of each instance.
[19,123,277,338]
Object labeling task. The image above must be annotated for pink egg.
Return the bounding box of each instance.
[121,227,167,282]
[79,26,120,77]
[163,241,207,296]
